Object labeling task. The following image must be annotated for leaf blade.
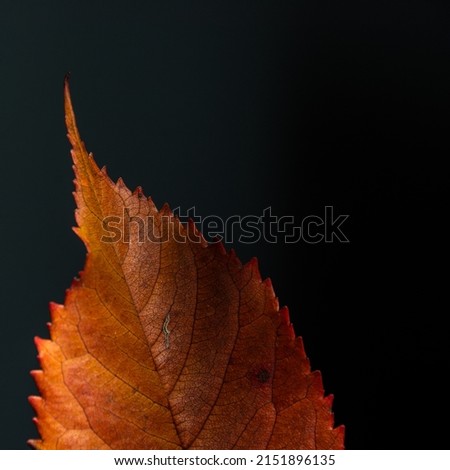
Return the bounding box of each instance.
[30,79,344,449]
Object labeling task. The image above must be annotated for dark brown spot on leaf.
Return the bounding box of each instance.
[256,368,271,383]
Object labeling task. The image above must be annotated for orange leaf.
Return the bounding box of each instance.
[29,78,344,449]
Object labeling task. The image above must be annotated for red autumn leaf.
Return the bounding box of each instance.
[29,78,344,450]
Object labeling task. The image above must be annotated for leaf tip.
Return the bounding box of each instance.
[64,74,82,150]
[228,248,242,267]
[187,218,206,245]
[28,395,43,408]
[71,275,81,287]
[133,185,145,198]
[211,238,227,257]
[279,305,290,322]
[27,438,42,450]
[63,73,72,113]
[49,301,63,320]
[245,257,262,281]
[116,176,126,189]
[33,336,44,349]
[160,202,172,216]
[336,424,345,441]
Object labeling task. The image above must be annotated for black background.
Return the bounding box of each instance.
[1,0,449,449]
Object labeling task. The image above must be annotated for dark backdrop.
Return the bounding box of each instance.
[1,0,449,449]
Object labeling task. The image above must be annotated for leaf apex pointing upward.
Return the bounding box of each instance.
[29,80,344,450]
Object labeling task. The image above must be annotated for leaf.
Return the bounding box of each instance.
[29,78,344,450]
